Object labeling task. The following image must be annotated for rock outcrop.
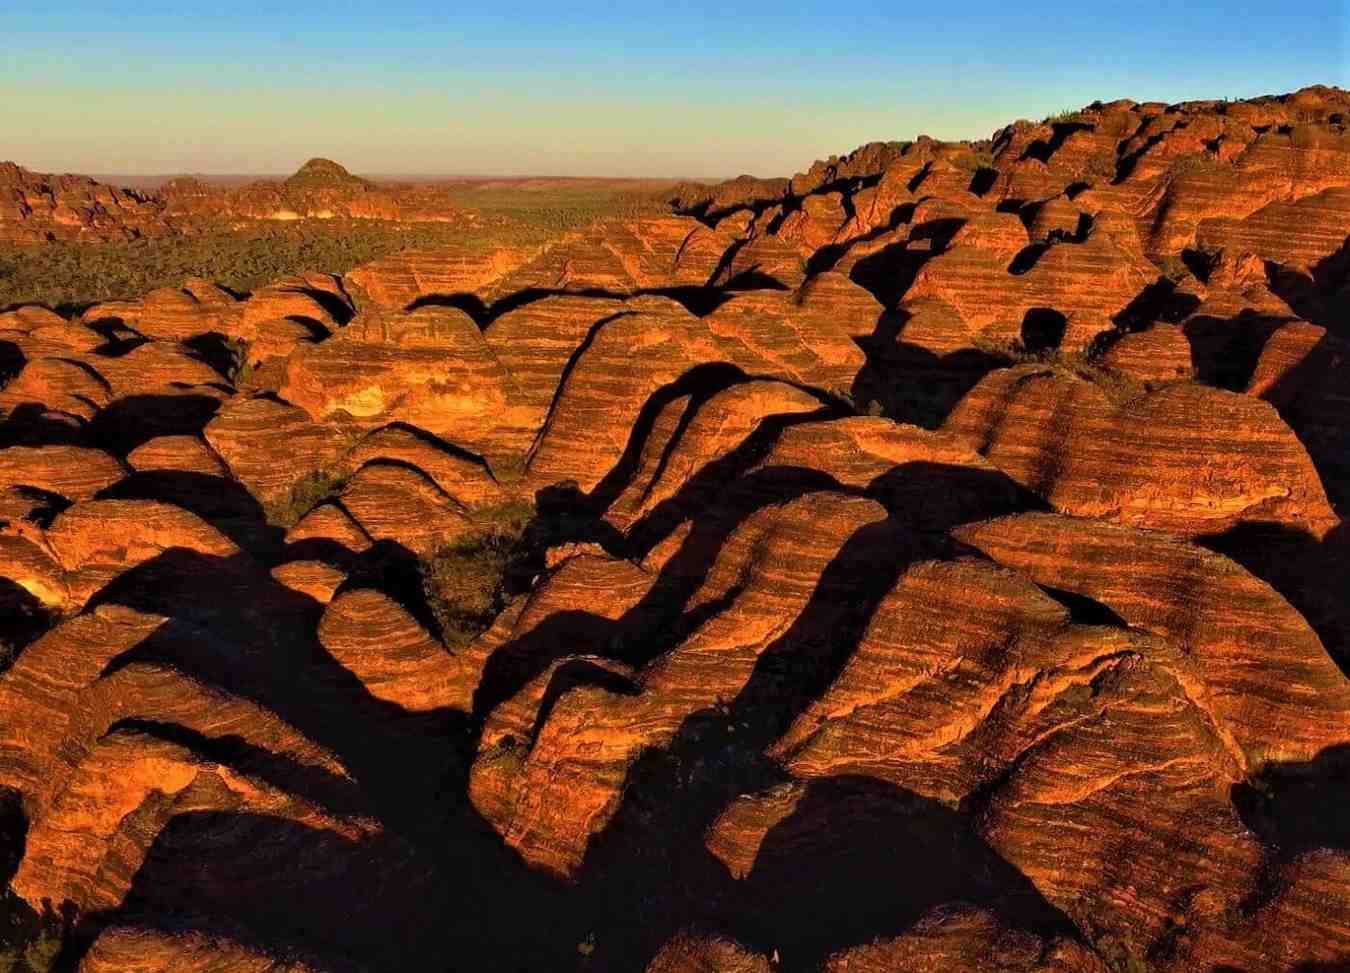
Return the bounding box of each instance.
[1,85,1348,973]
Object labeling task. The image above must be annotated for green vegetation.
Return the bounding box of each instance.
[0,221,462,314]
[951,150,995,173]
[264,469,350,529]
[221,337,254,386]
[433,181,671,236]
[0,181,675,313]
[1042,108,1081,124]
[1157,254,1192,282]
[0,892,66,973]
[420,501,535,649]
[973,337,1146,405]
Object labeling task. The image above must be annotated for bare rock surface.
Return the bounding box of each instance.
[2,87,1349,973]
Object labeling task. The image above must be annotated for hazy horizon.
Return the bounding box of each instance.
[8,1,1347,179]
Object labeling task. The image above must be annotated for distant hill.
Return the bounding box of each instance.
[1,158,466,243]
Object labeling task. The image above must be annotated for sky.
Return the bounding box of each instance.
[4,1,1347,178]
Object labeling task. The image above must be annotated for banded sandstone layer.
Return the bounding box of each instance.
[1,85,1349,972]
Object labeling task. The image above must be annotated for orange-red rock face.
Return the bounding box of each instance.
[1,86,1348,973]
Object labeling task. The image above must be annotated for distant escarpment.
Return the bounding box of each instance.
[0,86,1348,973]
[0,158,463,243]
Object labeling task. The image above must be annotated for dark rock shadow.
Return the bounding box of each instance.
[0,403,88,448]
[852,308,1009,429]
[1183,309,1290,390]
[0,339,23,385]
[0,580,53,675]
[1267,239,1350,336]
[724,776,1076,969]
[87,393,223,455]
[1232,743,1350,859]
[847,216,965,308]
[1259,329,1350,514]
[409,284,736,329]
[95,471,282,559]
[1113,278,1200,332]
[1021,307,1067,351]
[1199,521,1350,675]
[569,516,1074,970]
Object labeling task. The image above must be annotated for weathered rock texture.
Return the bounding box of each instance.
[1,86,1348,973]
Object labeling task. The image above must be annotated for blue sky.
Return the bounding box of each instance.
[4,1,1346,177]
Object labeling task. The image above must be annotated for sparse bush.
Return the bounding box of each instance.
[828,386,884,416]
[951,150,995,173]
[1095,936,1153,973]
[421,501,535,649]
[264,470,349,529]
[1168,153,1225,179]
[223,338,254,386]
[1157,254,1190,281]
[973,337,1144,406]
[0,892,67,973]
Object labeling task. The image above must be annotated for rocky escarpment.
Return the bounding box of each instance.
[0,158,464,243]
[164,158,464,224]
[0,162,170,244]
[0,86,1348,973]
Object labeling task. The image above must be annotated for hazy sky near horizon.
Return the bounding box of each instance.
[6,1,1347,178]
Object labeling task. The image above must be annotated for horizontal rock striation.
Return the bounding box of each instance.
[0,85,1347,972]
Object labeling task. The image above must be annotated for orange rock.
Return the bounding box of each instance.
[125,435,229,476]
[83,285,244,342]
[644,933,772,973]
[956,512,1350,762]
[203,396,348,503]
[337,461,473,556]
[471,492,891,878]
[80,926,331,973]
[944,365,1339,538]
[823,905,1108,971]
[704,272,876,390]
[605,380,826,532]
[271,559,348,603]
[524,302,728,492]
[285,502,373,559]
[0,445,124,500]
[317,588,460,712]
[280,306,529,463]
[1246,322,1350,512]
[1098,323,1194,381]
[45,498,240,606]
[483,294,628,438]
[339,424,507,508]
[344,241,532,309]
[0,305,66,332]
[0,356,112,419]
[9,729,376,913]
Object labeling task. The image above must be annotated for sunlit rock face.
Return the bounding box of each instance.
[0,86,1348,972]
